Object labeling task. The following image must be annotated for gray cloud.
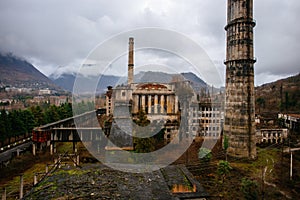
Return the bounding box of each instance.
[254,0,300,85]
[0,0,299,86]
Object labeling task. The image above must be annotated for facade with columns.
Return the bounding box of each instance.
[106,82,180,121]
[131,83,179,121]
[105,82,181,146]
[105,37,179,121]
[256,128,288,144]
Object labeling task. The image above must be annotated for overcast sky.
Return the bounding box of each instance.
[0,0,299,86]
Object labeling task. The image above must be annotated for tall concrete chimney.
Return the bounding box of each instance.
[128,37,134,85]
[224,0,256,159]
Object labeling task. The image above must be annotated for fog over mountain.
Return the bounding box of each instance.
[1,1,299,86]
[50,71,208,93]
[0,52,59,90]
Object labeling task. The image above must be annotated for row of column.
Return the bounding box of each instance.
[133,94,178,114]
[262,132,282,138]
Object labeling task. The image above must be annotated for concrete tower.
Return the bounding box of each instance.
[128,37,134,85]
[224,0,256,159]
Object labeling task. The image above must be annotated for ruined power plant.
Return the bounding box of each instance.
[105,37,224,149]
[224,0,257,159]
[105,37,182,147]
[105,0,258,157]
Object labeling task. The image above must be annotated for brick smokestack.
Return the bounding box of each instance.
[224,0,256,159]
[128,37,134,85]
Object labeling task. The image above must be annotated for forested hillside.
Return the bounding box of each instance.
[255,73,300,116]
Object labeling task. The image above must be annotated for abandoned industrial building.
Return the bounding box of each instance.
[105,37,224,147]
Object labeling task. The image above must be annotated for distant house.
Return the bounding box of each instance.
[0,99,12,107]
[256,128,288,144]
[39,89,51,95]
[32,96,46,104]
[278,113,300,133]
[49,96,68,106]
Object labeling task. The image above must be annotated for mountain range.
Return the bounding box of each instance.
[0,52,59,90]
[1,52,299,114]
[0,52,208,94]
[49,71,208,93]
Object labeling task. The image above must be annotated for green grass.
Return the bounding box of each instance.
[194,147,288,199]
[230,147,280,178]
[2,162,47,199]
[56,142,75,153]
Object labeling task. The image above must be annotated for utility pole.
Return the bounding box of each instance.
[19,175,23,199]
[290,150,293,180]
[281,142,283,181]
[261,166,265,200]
[2,188,6,200]
[286,147,300,181]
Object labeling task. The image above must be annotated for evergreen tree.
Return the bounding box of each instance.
[0,103,73,145]
[285,92,289,111]
[256,97,265,113]
[0,110,9,146]
[44,105,60,123]
[133,110,155,153]
[30,106,45,126]
[58,103,72,119]
[10,110,26,139]
[21,109,36,136]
